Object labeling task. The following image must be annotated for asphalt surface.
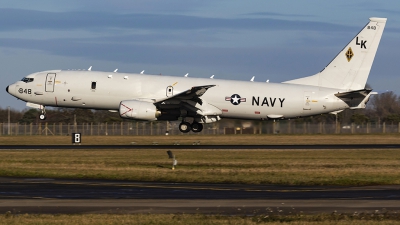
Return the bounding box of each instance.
[0,177,399,215]
[2,144,400,149]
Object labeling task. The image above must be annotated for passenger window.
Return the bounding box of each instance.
[91,82,96,90]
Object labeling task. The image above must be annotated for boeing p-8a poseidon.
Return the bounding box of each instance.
[6,18,386,133]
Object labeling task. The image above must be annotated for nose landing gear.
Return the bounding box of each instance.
[39,106,46,120]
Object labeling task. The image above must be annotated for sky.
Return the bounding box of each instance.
[1,0,400,110]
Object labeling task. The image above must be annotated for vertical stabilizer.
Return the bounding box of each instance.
[283,17,387,90]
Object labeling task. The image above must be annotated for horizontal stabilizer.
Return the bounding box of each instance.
[335,89,372,108]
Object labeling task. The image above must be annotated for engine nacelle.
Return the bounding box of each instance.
[119,100,161,121]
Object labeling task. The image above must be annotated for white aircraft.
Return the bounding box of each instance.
[6,18,387,133]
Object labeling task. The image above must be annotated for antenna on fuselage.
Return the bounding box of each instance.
[140,70,145,74]
[88,66,92,71]
[266,80,269,83]
[210,75,214,79]
[184,73,189,77]
[250,76,255,82]
[114,69,118,73]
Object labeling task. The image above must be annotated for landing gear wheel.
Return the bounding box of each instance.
[39,105,46,120]
[191,122,203,132]
[179,122,191,133]
[39,114,46,120]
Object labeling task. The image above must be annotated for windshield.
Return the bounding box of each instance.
[21,77,34,83]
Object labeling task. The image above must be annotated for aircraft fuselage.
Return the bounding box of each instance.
[7,70,348,120]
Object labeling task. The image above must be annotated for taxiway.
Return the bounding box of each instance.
[0,177,399,215]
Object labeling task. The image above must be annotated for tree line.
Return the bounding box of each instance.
[1,91,399,125]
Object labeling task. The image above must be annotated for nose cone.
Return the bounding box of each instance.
[6,84,17,97]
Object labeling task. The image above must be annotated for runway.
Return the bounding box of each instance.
[2,144,400,149]
[1,177,399,215]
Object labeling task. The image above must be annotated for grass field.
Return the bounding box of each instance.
[1,135,400,185]
[1,134,399,224]
[1,133,400,145]
[0,148,399,185]
[2,213,400,225]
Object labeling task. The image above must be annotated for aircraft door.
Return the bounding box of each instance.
[45,73,56,92]
[303,91,312,110]
[166,85,173,97]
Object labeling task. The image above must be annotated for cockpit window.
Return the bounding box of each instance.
[21,77,34,83]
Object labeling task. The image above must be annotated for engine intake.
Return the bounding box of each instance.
[119,100,160,121]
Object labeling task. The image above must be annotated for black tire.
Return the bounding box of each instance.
[39,114,46,120]
[179,122,191,133]
[191,122,203,132]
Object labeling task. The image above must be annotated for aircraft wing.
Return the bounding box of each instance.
[154,85,221,118]
[154,85,215,105]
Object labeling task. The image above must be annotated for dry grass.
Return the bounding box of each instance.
[2,213,400,225]
[0,149,399,185]
[1,134,400,145]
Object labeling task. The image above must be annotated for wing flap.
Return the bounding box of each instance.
[155,85,215,105]
[154,84,221,118]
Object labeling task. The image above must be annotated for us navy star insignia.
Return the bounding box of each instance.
[225,94,246,105]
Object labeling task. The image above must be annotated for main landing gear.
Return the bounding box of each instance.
[39,106,46,120]
[178,121,203,133]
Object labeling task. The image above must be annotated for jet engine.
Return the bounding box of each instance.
[119,100,161,121]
